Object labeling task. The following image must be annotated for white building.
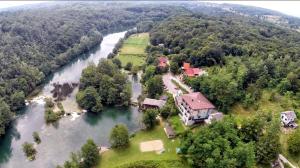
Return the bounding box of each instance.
[175,92,215,126]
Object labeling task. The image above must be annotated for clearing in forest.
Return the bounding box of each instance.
[117,33,149,67]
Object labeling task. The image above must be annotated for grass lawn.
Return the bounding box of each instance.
[168,115,185,134]
[98,121,183,168]
[117,33,149,67]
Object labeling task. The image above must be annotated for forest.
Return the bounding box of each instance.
[0,2,183,137]
[76,59,131,112]
[148,13,300,112]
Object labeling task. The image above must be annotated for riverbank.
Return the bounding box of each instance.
[0,31,144,168]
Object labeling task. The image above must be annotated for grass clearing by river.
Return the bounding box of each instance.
[98,122,182,168]
[117,33,149,67]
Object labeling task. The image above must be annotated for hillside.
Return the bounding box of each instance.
[148,13,300,112]
[0,2,183,137]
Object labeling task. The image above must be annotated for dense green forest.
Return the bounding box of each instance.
[148,13,300,112]
[0,2,183,137]
[76,59,131,112]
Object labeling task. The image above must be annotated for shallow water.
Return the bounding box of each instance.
[0,31,142,168]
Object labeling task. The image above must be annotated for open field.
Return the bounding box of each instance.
[117,33,149,67]
[98,122,183,168]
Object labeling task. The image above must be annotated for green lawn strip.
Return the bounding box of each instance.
[168,115,185,134]
[117,33,149,67]
[171,79,189,94]
[115,159,185,168]
[99,123,182,168]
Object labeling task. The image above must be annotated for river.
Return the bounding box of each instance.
[0,31,142,168]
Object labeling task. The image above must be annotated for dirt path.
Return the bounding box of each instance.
[162,73,192,95]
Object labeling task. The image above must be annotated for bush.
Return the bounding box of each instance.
[22,142,37,161]
[33,132,41,144]
[125,62,133,71]
[142,109,158,130]
[110,124,129,148]
[288,130,300,155]
[44,108,60,123]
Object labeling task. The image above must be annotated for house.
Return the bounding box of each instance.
[182,62,205,77]
[158,57,168,68]
[142,98,166,110]
[281,111,298,128]
[205,112,224,124]
[164,123,176,139]
[175,92,215,126]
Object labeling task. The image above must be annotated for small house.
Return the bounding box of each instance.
[164,123,176,139]
[182,62,205,77]
[281,111,298,128]
[158,57,168,68]
[142,98,166,110]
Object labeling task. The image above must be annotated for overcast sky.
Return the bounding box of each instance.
[0,1,300,18]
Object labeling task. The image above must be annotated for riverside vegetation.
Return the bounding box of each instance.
[0,2,182,137]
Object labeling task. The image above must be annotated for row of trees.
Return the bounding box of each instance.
[0,2,182,137]
[76,59,131,112]
[180,114,281,167]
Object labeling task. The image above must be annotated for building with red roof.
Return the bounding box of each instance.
[176,92,215,125]
[182,62,205,77]
[158,57,168,68]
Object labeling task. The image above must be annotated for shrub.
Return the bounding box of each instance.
[110,124,129,148]
[288,130,300,155]
[33,132,41,144]
[22,142,37,161]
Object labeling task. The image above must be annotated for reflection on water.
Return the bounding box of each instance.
[0,31,142,168]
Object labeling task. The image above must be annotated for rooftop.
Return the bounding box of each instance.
[281,111,297,120]
[142,98,166,108]
[181,92,215,110]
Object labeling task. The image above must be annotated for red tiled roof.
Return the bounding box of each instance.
[158,57,168,67]
[184,68,202,77]
[183,62,190,70]
[181,92,215,110]
[185,68,195,77]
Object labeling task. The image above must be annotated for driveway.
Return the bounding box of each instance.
[162,73,193,95]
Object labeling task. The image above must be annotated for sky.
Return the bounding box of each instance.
[210,1,300,18]
[0,1,300,18]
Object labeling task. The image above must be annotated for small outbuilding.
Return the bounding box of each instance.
[205,112,224,124]
[164,123,176,139]
[281,111,298,128]
[142,98,166,110]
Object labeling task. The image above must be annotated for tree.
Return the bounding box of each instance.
[112,58,122,68]
[256,121,281,164]
[80,139,100,168]
[22,142,37,161]
[0,99,13,136]
[287,130,300,155]
[33,132,41,144]
[10,91,25,111]
[76,87,103,113]
[109,124,129,148]
[124,62,133,71]
[131,66,139,75]
[170,62,179,74]
[239,116,265,142]
[142,109,158,129]
[180,117,255,168]
[146,75,163,98]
